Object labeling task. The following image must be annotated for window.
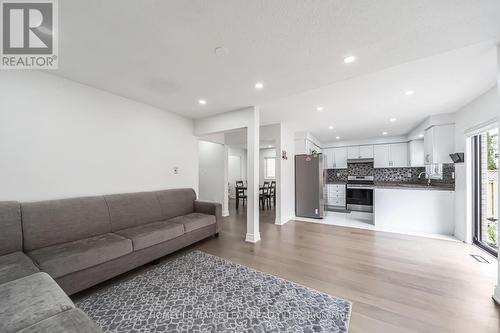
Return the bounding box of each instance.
[472,128,498,257]
[264,157,276,179]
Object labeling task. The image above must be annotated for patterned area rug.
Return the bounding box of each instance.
[76,251,352,332]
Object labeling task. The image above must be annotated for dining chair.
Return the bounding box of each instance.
[235,181,246,209]
[270,181,276,207]
[259,187,267,210]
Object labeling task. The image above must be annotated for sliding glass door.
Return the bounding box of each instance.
[472,128,498,256]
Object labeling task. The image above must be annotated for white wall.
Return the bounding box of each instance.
[259,148,276,184]
[198,140,225,203]
[0,71,198,201]
[454,87,500,242]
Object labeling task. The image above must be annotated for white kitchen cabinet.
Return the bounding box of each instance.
[347,145,373,159]
[374,145,390,168]
[333,147,348,169]
[374,188,455,235]
[390,143,408,167]
[359,145,374,158]
[347,146,359,159]
[373,143,408,168]
[326,184,346,208]
[323,148,334,169]
[408,140,425,167]
[323,147,348,169]
[424,124,455,165]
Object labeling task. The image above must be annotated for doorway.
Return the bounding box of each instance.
[472,128,498,256]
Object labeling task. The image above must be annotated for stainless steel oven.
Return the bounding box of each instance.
[346,176,374,212]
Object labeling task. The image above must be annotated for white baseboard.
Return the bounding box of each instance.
[245,232,261,243]
[493,286,500,304]
[222,209,229,217]
[275,217,291,225]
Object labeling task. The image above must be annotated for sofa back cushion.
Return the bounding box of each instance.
[0,201,22,256]
[155,188,196,220]
[104,191,162,231]
[22,196,111,252]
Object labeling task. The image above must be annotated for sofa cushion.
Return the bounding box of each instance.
[18,309,102,333]
[115,221,184,251]
[28,233,132,279]
[104,191,162,231]
[22,196,111,252]
[0,272,74,333]
[155,188,196,220]
[0,201,22,256]
[0,252,39,285]
[169,213,216,233]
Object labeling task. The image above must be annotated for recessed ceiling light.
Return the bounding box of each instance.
[405,90,414,96]
[255,82,264,90]
[390,118,397,122]
[268,145,272,148]
[418,133,424,138]
[382,131,388,136]
[336,136,341,140]
[316,106,324,112]
[328,125,334,130]
[344,56,356,64]
[198,99,207,105]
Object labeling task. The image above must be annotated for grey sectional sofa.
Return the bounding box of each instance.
[0,188,222,332]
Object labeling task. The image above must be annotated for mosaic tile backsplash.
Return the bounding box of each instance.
[326,162,455,187]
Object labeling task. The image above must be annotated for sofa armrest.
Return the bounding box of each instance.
[194,200,222,233]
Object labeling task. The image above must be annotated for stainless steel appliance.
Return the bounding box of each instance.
[295,154,325,218]
[346,175,374,212]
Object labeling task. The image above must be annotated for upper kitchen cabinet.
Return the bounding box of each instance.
[408,140,425,167]
[347,145,373,160]
[374,145,390,168]
[424,124,455,165]
[373,143,408,168]
[323,147,347,169]
[334,147,348,169]
[323,148,334,168]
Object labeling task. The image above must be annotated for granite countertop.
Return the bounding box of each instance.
[325,181,347,185]
[374,182,455,191]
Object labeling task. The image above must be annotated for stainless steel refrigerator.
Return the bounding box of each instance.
[295,154,325,218]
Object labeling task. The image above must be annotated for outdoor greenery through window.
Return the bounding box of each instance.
[485,130,498,250]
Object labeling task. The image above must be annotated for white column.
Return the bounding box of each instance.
[494,45,500,304]
[275,124,283,225]
[275,122,290,225]
[222,145,229,217]
[245,107,261,243]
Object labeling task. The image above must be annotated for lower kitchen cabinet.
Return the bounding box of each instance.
[325,184,346,208]
[374,188,454,235]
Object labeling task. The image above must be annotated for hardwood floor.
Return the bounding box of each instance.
[195,202,500,333]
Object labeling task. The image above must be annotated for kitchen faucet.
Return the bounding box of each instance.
[418,171,432,186]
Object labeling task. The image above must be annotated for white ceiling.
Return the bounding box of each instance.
[54,1,500,140]
[261,43,498,142]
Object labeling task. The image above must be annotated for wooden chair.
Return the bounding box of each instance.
[259,187,268,210]
[235,181,246,209]
[268,185,276,208]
